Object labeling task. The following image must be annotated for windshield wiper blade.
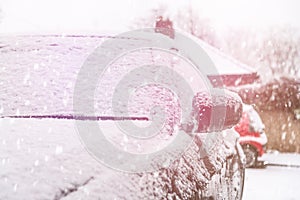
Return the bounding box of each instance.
[0,115,149,121]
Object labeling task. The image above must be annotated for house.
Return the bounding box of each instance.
[197,39,259,87]
[199,39,300,153]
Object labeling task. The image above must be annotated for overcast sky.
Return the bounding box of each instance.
[0,0,300,34]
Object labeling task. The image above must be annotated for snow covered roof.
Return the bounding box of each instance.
[192,39,259,87]
[196,39,257,76]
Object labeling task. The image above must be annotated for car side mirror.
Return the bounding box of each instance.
[181,89,243,133]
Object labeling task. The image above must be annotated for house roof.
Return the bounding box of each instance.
[198,39,256,75]
[195,38,259,87]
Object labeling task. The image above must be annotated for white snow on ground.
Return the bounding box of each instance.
[262,151,300,166]
[243,153,300,200]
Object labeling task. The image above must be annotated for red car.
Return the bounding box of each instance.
[235,104,268,167]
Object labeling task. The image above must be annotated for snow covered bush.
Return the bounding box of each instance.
[237,77,300,152]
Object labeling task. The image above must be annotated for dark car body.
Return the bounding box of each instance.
[0,35,245,199]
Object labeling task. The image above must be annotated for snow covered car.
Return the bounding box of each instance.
[0,35,245,199]
[235,104,268,167]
